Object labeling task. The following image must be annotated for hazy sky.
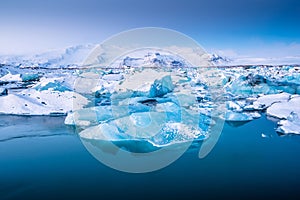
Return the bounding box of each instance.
[1,0,300,56]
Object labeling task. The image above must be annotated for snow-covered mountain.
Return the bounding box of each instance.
[209,53,231,65]
[0,44,96,68]
[0,44,232,68]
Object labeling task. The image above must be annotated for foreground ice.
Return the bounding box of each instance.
[264,95,300,134]
[69,70,214,147]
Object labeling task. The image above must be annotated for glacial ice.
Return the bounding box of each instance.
[20,73,40,82]
[149,75,174,98]
[79,111,209,147]
[0,89,88,115]
[245,93,291,110]
[0,73,21,82]
[102,74,124,81]
[266,95,300,119]
[223,111,261,122]
[79,123,129,141]
[277,112,300,135]
[0,88,8,96]
[33,77,73,92]
[1,47,300,140]
[227,101,243,112]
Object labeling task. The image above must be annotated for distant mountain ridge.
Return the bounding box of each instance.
[0,44,231,68]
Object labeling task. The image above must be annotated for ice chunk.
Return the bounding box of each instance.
[102,74,124,81]
[226,74,279,96]
[64,107,111,126]
[150,122,206,146]
[79,123,130,140]
[64,112,91,126]
[0,89,88,115]
[246,93,290,110]
[267,95,300,119]
[65,103,152,126]
[227,101,243,112]
[115,69,170,95]
[224,111,259,122]
[20,73,40,82]
[155,102,180,113]
[149,75,174,97]
[0,88,8,96]
[112,112,167,138]
[177,93,198,107]
[79,115,208,147]
[277,112,300,134]
[34,77,72,92]
[0,73,21,82]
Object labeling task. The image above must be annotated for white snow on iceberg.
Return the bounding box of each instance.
[0,89,88,115]
[267,95,300,119]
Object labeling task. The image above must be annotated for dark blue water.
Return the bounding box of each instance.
[1,115,300,200]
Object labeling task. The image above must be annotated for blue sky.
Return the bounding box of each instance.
[1,0,300,57]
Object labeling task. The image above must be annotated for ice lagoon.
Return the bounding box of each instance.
[1,48,300,199]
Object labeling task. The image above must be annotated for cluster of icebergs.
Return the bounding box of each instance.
[66,68,212,146]
[0,51,300,147]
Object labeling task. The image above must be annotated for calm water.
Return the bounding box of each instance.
[1,115,300,200]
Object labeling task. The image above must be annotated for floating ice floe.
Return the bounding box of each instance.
[33,77,75,92]
[266,95,300,119]
[20,73,41,82]
[79,111,209,147]
[258,95,300,134]
[244,92,291,110]
[277,112,300,135]
[223,111,261,122]
[0,73,22,83]
[102,74,124,81]
[227,101,243,112]
[0,89,88,115]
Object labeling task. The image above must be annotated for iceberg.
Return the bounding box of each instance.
[0,73,21,83]
[225,75,273,96]
[79,112,209,147]
[0,89,88,115]
[79,123,130,141]
[266,95,300,119]
[277,112,300,135]
[149,75,174,98]
[150,122,207,146]
[102,74,124,81]
[245,93,291,110]
[223,111,261,122]
[227,101,243,112]
[20,73,41,82]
